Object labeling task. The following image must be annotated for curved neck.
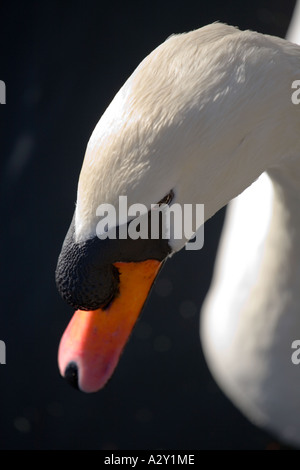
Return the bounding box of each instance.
[198,38,300,223]
[245,163,300,333]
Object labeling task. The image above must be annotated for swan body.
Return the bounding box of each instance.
[57,19,300,445]
[201,7,300,446]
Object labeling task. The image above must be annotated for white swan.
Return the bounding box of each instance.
[201,2,300,448]
[56,12,300,446]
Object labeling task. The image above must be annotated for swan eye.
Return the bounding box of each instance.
[157,190,174,206]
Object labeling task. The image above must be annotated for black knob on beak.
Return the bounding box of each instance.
[55,217,120,310]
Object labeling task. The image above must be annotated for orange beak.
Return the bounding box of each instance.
[58,259,161,392]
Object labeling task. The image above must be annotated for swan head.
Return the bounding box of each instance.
[56,22,300,392]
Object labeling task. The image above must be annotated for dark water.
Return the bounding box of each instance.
[0,0,297,450]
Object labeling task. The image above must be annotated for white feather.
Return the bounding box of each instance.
[75,14,300,445]
[201,1,300,446]
[75,23,300,252]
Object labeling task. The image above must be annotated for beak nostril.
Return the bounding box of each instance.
[64,362,79,390]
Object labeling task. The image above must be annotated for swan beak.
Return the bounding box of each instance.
[58,259,162,393]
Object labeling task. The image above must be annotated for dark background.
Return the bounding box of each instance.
[0,0,297,450]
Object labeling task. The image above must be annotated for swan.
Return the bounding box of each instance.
[56,15,300,446]
[201,3,300,448]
